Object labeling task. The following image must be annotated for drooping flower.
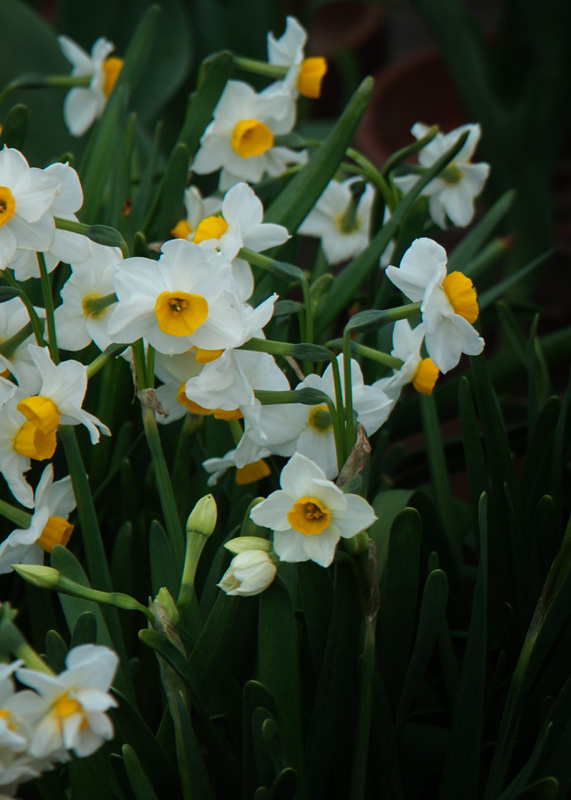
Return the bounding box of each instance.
[267,16,327,99]
[16,644,119,759]
[385,237,484,372]
[192,80,307,190]
[0,147,60,269]
[0,464,76,574]
[394,123,490,228]
[58,36,123,136]
[299,178,374,264]
[250,452,377,567]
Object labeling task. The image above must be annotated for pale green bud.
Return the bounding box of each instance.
[225,536,272,555]
[13,564,60,590]
[186,494,217,537]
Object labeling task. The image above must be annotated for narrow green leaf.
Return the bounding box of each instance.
[269,768,298,800]
[448,191,515,272]
[44,629,68,674]
[296,562,334,675]
[171,692,216,800]
[70,611,98,648]
[122,744,161,800]
[149,519,179,598]
[182,50,233,157]
[155,142,190,239]
[458,377,490,534]
[369,489,415,582]
[252,707,278,790]
[479,251,550,310]
[0,103,28,150]
[262,716,288,773]
[495,302,528,368]
[243,682,279,798]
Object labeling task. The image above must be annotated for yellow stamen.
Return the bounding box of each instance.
[195,348,224,364]
[442,271,479,323]
[193,215,229,245]
[17,396,60,435]
[155,291,208,336]
[412,358,439,395]
[176,385,242,419]
[0,186,16,228]
[53,693,83,721]
[0,709,17,731]
[236,459,271,485]
[298,57,328,99]
[231,119,274,158]
[102,56,123,97]
[38,516,74,554]
[308,404,333,432]
[288,496,331,536]
[171,219,192,240]
[13,421,57,460]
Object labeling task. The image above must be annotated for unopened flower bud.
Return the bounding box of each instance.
[186,494,217,537]
[13,564,60,589]
[218,550,277,597]
[225,536,272,555]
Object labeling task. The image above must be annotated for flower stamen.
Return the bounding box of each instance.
[155,291,208,336]
[288,496,331,535]
[0,186,16,228]
[231,119,274,158]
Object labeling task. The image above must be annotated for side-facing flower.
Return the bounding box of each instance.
[218,538,277,596]
[16,644,119,759]
[0,147,60,269]
[299,178,374,265]
[267,16,327,99]
[385,237,484,373]
[192,79,307,190]
[58,36,123,136]
[374,319,440,400]
[0,464,76,574]
[394,123,490,228]
[250,452,377,567]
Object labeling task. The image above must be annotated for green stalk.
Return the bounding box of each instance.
[0,322,33,359]
[328,354,348,470]
[0,498,32,528]
[233,55,286,80]
[37,252,59,364]
[343,331,356,451]
[350,617,376,800]
[0,73,91,107]
[346,147,394,207]
[0,270,45,346]
[327,338,403,370]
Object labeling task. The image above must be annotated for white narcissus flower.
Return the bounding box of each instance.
[58,36,123,136]
[0,147,61,269]
[385,237,484,373]
[171,186,221,242]
[299,178,374,265]
[203,433,271,487]
[54,242,123,352]
[394,123,490,228]
[16,644,119,759]
[373,319,440,401]
[0,297,42,388]
[192,80,307,191]
[0,464,76,574]
[9,162,90,280]
[108,240,245,355]
[218,548,277,596]
[268,16,327,99]
[250,453,377,567]
[15,346,111,444]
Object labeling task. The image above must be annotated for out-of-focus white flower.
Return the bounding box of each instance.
[385,237,484,372]
[15,346,110,443]
[374,319,440,401]
[54,242,122,352]
[9,162,90,280]
[59,36,123,136]
[0,148,60,269]
[203,435,271,487]
[0,464,75,574]
[17,644,119,759]
[218,547,277,596]
[299,178,374,265]
[108,240,245,355]
[250,452,377,567]
[268,16,327,99]
[394,123,490,228]
[0,297,42,388]
[171,186,221,242]
[192,80,307,190]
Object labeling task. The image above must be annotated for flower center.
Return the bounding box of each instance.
[82,292,115,319]
[297,57,328,98]
[0,709,17,731]
[102,56,123,97]
[53,693,83,722]
[13,421,57,460]
[193,214,229,244]
[171,219,192,240]
[442,271,479,323]
[308,404,333,432]
[236,459,271,485]
[38,516,74,553]
[412,358,439,395]
[0,186,16,228]
[441,164,464,185]
[288,496,331,536]
[231,119,274,158]
[16,396,60,435]
[155,291,208,337]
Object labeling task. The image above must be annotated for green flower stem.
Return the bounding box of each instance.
[0,321,33,359]
[0,270,45,346]
[380,124,439,179]
[343,331,356,451]
[0,498,32,529]
[87,342,129,379]
[54,217,130,258]
[37,252,59,364]
[346,147,394,207]
[131,339,148,390]
[228,418,243,446]
[0,74,91,107]
[350,616,377,800]
[141,405,185,567]
[344,302,422,336]
[328,352,348,470]
[145,343,156,389]
[239,247,305,283]
[233,55,287,80]
[327,338,404,370]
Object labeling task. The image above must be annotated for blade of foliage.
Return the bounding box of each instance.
[448,190,515,272]
[182,50,233,156]
[0,103,28,150]
[122,743,161,800]
[243,682,279,798]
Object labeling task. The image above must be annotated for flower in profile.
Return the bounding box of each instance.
[299,178,374,265]
[0,147,61,269]
[385,237,484,373]
[171,186,221,243]
[203,434,271,487]
[374,319,440,401]
[59,36,123,136]
[192,80,307,190]
[16,644,119,759]
[218,539,277,596]
[0,464,76,574]
[394,123,490,228]
[268,16,327,99]
[250,452,377,567]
